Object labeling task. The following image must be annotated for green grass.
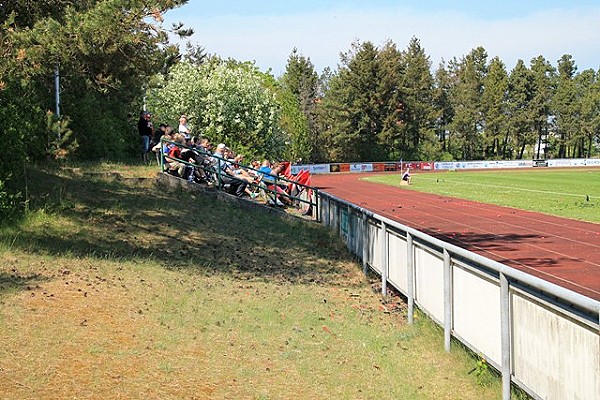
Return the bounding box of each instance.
[0,163,507,399]
[364,168,600,223]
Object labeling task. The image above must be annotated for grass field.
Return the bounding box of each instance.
[363,168,600,223]
[0,164,510,399]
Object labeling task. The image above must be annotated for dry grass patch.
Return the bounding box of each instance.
[0,164,504,399]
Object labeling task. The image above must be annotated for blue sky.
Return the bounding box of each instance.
[164,1,600,76]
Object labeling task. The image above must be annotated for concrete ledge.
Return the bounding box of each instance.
[155,172,305,221]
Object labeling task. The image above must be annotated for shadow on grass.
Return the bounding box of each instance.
[2,167,357,287]
[0,271,49,297]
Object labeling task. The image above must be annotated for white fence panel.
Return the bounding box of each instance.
[414,246,444,323]
[512,292,600,400]
[388,232,408,294]
[452,265,502,366]
[368,221,382,274]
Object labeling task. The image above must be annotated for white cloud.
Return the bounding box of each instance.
[179,6,600,75]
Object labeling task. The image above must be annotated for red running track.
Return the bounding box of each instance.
[312,172,600,301]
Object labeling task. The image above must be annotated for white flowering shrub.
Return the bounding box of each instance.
[148,61,282,158]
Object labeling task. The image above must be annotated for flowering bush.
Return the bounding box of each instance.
[148,61,283,159]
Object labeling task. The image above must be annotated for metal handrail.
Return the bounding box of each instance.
[158,138,319,215]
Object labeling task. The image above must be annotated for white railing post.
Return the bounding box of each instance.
[444,249,452,352]
[407,232,415,325]
[362,214,369,276]
[500,273,511,400]
[381,221,388,298]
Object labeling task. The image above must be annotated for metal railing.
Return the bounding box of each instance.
[318,191,600,400]
[158,138,319,219]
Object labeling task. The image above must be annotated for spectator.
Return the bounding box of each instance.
[152,125,174,166]
[165,134,186,177]
[137,111,153,163]
[178,114,192,139]
[180,136,212,184]
[401,167,412,184]
[257,160,287,206]
[213,143,247,197]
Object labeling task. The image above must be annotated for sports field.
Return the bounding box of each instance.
[363,168,600,223]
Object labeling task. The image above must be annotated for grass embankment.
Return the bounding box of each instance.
[0,163,503,399]
[365,168,600,223]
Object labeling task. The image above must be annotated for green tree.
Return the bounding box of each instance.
[553,54,579,158]
[481,57,508,158]
[529,56,556,159]
[448,47,488,160]
[319,40,384,162]
[147,60,282,160]
[395,37,437,160]
[432,60,454,159]
[507,59,535,159]
[575,69,600,157]
[374,40,405,159]
[279,48,320,162]
[0,0,191,217]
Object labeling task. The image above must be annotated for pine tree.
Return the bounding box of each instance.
[280,48,320,162]
[553,54,579,158]
[529,56,556,159]
[482,57,508,158]
[397,37,437,160]
[433,61,454,158]
[319,41,383,161]
[448,47,488,160]
[507,59,535,159]
[575,69,600,158]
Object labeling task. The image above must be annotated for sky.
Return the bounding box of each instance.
[163,1,600,76]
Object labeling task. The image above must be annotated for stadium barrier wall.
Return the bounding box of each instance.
[291,158,600,174]
[318,191,600,400]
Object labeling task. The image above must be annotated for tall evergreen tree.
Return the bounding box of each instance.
[481,57,508,158]
[397,37,437,160]
[448,47,488,160]
[553,54,579,158]
[280,48,320,162]
[432,60,454,158]
[529,56,556,159]
[507,59,535,159]
[375,40,405,159]
[575,69,600,157]
[319,41,384,161]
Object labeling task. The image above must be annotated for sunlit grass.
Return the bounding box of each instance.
[0,164,509,399]
[364,168,600,223]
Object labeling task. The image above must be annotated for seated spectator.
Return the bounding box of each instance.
[180,136,213,184]
[165,134,186,177]
[152,126,174,165]
[257,160,290,206]
[228,153,259,198]
[212,143,248,197]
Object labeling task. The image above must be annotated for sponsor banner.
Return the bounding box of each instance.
[372,163,386,172]
[293,158,597,174]
[548,159,577,167]
[349,163,374,173]
[291,164,330,174]
[384,163,398,171]
[434,160,532,170]
[401,162,435,170]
